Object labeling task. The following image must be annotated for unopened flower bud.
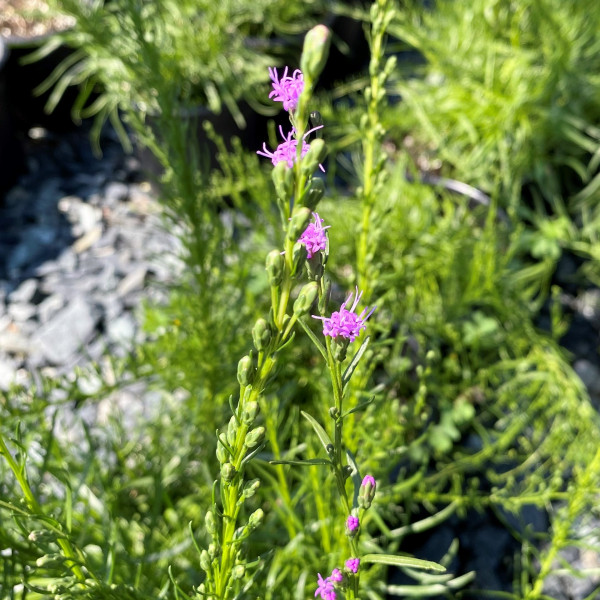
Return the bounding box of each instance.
[345,557,360,574]
[237,354,254,387]
[346,515,360,537]
[307,253,324,281]
[227,415,239,446]
[294,281,319,317]
[36,554,64,568]
[248,508,264,529]
[232,564,246,580]
[242,401,260,425]
[221,462,236,482]
[300,25,331,83]
[245,426,265,449]
[242,478,261,499]
[332,336,350,362]
[272,160,294,201]
[216,434,229,463]
[266,249,284,287]
[291,241,307,276]
[287,207,312,241]
[28,530,55,544]
[304,177,325,211]
[208,543,221,559]
[200,549,211,571]
[301,139,326,176]
[205,510,217,535]
[359,474,377,509]
[252,318,272,351]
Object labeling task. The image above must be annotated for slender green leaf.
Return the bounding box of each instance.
[270,458,332,466]
[342,336,370,389]
[362,554,446,572]
[301,411,333,454]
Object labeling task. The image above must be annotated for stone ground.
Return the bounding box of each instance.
[0,124,184,429]
[1,124,599,599]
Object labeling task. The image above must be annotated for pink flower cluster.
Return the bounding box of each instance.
[314,561,360,599]
[257,67,324,170]
[268,66,304,112]
[257,125,323,170]
[299,212,330,259]
[313,287,376,342]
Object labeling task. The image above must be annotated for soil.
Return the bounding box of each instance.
[0,0,74,39]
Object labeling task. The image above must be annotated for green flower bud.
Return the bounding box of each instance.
[221,462,236,482]
[216,433,229,463]
[300,25,331,83]
[232,564,246,580]
[226,415,239,446]
[304,177,325,211]
[272,160,294,201]
[301,139,326,176]
[237,354,254,387]
[244,426,265,449]
[287,207,312,242]
[248,508,264,530]
[36,554,64,568]
[242,401,260,425]
[205,510,217,536]
[293,281,319,317]
[290,241,307,278]
[307,253,324,281]
[252,318,272,351]
[332,336,350,362]
[200,549,211,571]
[242,478,261,499]
[266,249,285,287]
[28,530,56,544]
[208,543,220,559]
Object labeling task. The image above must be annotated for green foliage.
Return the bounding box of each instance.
[3,0,600,598]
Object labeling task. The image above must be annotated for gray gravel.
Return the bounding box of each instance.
[0,126,184,388]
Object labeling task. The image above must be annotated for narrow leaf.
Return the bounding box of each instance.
[343,336,370,389]
[299,318,328,360]
[301,411,333,454]
[270,458,331,466]
[341,396,375,418]
[362,554,446,572]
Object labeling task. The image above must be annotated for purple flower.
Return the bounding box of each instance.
[313,287,376,342]
[315,573,336,600]
[299,212,330,259]
[269,66,304,112]
[257,126,324,170]
[345,558,360,574]
[330,568,343,583]
[346,515,359,532]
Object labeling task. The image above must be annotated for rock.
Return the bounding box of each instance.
[0,356,18,390]
[37,294,65,324]
[32,296,100,365]
[117,265,148,297]
[7,302,36,323]
[8,278,38,304]
[73,225,103,254]
[0,328,31,355]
